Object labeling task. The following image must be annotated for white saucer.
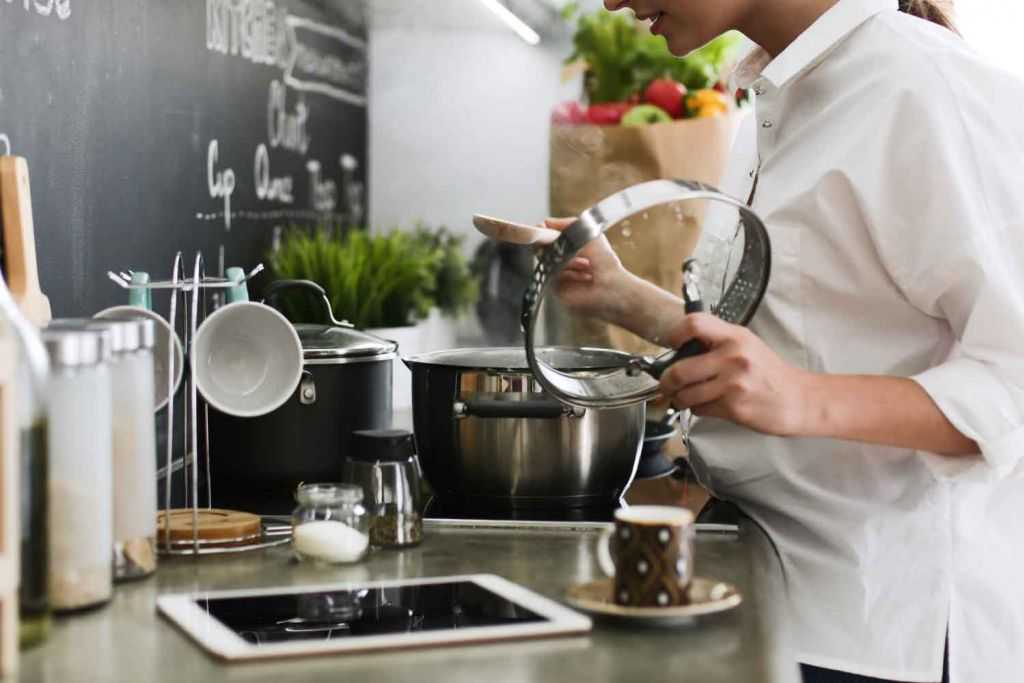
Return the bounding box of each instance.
[565,576,741,627]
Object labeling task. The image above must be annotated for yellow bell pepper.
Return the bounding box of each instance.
[685,89,731,119]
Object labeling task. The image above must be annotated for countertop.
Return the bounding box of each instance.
[18,518,796,683]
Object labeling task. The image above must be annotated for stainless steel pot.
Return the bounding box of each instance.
[403,347,645,509]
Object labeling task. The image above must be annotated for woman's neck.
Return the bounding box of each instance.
[737,0,840,57]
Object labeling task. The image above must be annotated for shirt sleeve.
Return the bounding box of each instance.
[859,53,1024,479]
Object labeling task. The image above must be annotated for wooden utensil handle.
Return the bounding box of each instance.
[0,156,51,326]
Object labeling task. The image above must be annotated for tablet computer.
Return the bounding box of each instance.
[157,574,592,661]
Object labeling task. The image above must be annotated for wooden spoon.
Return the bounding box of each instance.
[0,156,51,327]
[472,214,561,246]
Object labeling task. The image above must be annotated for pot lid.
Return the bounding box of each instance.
[403,346,633,372]
[294,324,398,360]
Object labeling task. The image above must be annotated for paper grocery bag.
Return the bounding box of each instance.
[548,113,742,355]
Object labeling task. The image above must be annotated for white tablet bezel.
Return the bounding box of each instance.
[157,573,592,661]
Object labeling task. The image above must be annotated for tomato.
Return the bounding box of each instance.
[585,102,632,126]
[643,78,687,119]
[551,101,588,126]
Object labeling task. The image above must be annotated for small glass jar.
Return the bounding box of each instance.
[291,484,369,564]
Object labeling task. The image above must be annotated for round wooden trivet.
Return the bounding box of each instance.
[157,508,262,546]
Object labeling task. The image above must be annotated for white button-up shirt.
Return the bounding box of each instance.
[689,1,1024,680]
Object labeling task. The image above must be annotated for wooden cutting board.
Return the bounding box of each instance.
[0,156,51,327]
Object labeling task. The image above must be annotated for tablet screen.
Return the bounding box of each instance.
[195,580,546,645]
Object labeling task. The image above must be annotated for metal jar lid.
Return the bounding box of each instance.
[48,318,145,354]
[42,328,111,367]
[295,324,398,364]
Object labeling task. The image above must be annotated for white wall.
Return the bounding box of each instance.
[958,3,1024,77]
[368,0,575,247]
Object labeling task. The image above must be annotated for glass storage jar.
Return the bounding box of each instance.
[41,327,114,612]
[49,318,158,581]
[291,483,369,564]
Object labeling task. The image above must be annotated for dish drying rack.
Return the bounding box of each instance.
[108,252,292,556]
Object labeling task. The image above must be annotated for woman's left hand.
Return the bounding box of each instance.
[660,313,812,437]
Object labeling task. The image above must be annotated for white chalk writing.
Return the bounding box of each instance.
[267,80,310,155]
[306,160,337,212]
[285,16,367,106]
[0,134,10,156]
[254,143,294,204]
[195,208,344,223]
[2,0,70,20]
[207,140,236,230]
[206,0,288,67]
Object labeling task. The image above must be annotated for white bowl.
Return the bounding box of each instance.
[191,302,303,418]
[95,306,184,412]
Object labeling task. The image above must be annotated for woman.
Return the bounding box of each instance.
[555,1,1024,681]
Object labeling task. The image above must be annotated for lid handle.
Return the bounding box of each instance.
[262,279,352,328]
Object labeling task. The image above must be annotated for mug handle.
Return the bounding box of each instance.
[596,527,617,578]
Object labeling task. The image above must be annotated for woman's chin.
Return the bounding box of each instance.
[665,37,702,57]
[658,29,703,57]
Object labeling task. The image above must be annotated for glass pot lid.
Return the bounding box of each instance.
[261,279,398,361]
[521,179,772,409]
[295,324,397,361]
[403,346,637,373]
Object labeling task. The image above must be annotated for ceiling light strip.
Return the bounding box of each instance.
[478,0,541,45]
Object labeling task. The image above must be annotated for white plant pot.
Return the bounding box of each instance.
[370,309,457,414]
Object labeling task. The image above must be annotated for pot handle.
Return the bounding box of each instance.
[262,279,353,328]
[453,399,585,420]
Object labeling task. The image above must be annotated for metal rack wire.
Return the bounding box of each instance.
[107,253,290,556]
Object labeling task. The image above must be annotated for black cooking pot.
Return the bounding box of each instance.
[208,280,397,514]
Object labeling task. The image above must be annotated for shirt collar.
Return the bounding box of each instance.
[732,0,897,90]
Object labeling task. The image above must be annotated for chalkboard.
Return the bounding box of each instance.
[0,0,368,316]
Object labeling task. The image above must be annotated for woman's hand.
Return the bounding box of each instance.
[659,313,812,437]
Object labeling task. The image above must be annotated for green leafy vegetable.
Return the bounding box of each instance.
[565,7,743,103]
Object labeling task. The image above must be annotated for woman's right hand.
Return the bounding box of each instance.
[545,217,634,325]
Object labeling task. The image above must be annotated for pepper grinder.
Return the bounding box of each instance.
[342,430,424,548]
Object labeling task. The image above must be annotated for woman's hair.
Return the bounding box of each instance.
[899,0,958,32]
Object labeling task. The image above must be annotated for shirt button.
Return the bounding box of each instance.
[762,120,774,129]
[753,85,766,96]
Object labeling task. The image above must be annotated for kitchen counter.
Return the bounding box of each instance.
[19,519,795,682]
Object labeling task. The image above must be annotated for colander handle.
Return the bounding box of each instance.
[645,338,708,379]
[640,299,708,379]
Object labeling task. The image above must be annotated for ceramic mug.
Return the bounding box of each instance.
[191,295,303,418]
[597,505,696,607]
[95,305,184,412]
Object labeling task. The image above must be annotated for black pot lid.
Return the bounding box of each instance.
[403,346,633,372]
[294,324,398,361]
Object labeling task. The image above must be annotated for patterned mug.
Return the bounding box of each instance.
[597,506,696,607]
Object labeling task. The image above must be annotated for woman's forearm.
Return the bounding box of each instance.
[799,373,979,457]
[615,274,688,344]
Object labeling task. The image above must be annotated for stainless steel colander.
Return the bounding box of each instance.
[521,179,771,409]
